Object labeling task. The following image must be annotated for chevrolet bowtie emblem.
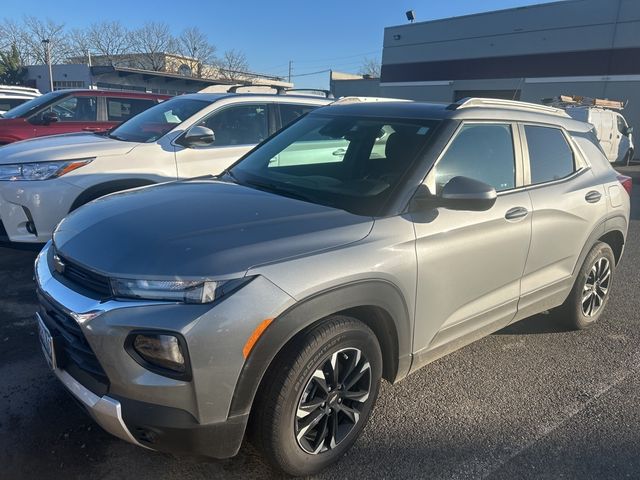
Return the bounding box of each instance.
[53,255,65,274]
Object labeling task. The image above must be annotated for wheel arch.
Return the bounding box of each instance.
[228,280,413,418]
[69,178,156,212]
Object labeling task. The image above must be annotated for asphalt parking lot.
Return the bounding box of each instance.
[1,167,639,480]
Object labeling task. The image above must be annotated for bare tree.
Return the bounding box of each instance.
[20,16,70,64]
[359,57,381,78]
[0,20,30,64]
[85,21,132,65]
[178,27,216,77]
[216,49,249,81]
[131,21,177,71]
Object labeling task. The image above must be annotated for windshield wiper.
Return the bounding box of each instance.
[243,178,316,203]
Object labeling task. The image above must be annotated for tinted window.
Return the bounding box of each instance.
[616,115,628,136]
[433,124,515,193]
[45,95,97,122]
[106,98,156,122]
[525,126,574,184]
[199,104,268,147]
[0,98,28,112]
[280,103,316,127]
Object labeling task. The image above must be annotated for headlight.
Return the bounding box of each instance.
[0,158,93,181]
[109,277,250,304]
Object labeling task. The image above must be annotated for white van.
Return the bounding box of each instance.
[0,85,41,115]
[566,106,634,165]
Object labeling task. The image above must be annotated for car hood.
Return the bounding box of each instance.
[0,132,137,164]
[53,179,374,278]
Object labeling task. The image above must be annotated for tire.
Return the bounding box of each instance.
[249,315,383,476]
[625,150,634,166]
[555,242,616,330]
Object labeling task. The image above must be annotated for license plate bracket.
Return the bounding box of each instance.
[36,313,56,370]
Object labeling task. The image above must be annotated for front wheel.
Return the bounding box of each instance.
[554,242,616,330]
[249,315,382,476]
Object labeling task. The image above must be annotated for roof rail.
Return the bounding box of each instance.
[452,97,570,117]
[0,85,41,95]
[331,96,411,105]
[284,88,334,99]
[227,84,288,95]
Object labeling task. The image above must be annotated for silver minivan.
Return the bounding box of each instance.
[35,98,631,476]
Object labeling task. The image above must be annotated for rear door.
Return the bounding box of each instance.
[175,102,271,178]
[101,96,158,131]
[518,123,607,316]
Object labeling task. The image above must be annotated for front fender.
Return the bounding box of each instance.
[227,279,413,417]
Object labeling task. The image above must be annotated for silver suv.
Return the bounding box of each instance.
[35,98,631,476]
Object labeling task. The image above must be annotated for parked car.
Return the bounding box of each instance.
[0,85,41,115]
[0,89,169,145]
[565,106,634,165]
[0,90,331,244]
[35,98,630,476]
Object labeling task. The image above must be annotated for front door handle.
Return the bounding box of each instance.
[505,206,529,221]
[585,191,602,203]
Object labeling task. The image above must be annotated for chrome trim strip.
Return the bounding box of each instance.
[35,243,168,322]
[54,368,149,449]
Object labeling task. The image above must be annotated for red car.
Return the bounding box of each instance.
[0,89,170,145]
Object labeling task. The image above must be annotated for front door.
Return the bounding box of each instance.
[412,122,532,357]
[175,103,270,178]
[33,94,99,137]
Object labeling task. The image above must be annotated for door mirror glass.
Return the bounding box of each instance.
[181,126,215,147]
[440,176,497,211]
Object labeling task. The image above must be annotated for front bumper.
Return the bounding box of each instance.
[0,178,82,243]
[34,242,294,458]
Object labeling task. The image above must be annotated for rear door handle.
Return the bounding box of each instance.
[505,206,529,221]
[585,191,602,203]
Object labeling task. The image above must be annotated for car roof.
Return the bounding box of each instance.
[54,89,170,99]
[313,100,593,132]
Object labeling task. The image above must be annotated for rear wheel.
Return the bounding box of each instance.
[554,242,615,330]
[250,315,382,476]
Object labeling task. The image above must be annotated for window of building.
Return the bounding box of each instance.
[525,125,575,184]
[431,123,516,193]
[53,80,85,90]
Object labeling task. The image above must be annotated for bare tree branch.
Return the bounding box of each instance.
[131,21,177,71]
[358,57,381,78]
[215,49,249,81]
[178,26,216,77]
[20,16,70,64]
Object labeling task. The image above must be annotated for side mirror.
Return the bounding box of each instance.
[180,126,215,148]
[412,176,497,212]
[42,111,59,125]
[626,126,634,136]
[440,176,497,211]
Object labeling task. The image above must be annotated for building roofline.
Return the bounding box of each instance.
[384,0,588,30]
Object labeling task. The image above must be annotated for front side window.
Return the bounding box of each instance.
[616,115,629,136]
[430,123,516,193]
[45,95,97,122]
[108,97,211,143]
[230,113,438,215]
[106,98,156,122]
[525,125,574,184]
[198,104,268,147]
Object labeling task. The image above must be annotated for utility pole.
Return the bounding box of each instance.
[42,39,53,92]
[288,60,293,83]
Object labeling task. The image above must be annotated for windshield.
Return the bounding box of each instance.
[230,113,439,216]
[108,96,211,143]
[1,91,63,119]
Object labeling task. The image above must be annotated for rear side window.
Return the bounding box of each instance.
[199,104,268,147]
[280,103,316,128]
[107,98,156,122]
[433,123,516,193]
[525,126,574,184]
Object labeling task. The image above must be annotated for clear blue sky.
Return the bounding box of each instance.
[2,0,562,88]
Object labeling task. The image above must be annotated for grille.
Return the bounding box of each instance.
[38,291,109,395]
[58,254,112,297]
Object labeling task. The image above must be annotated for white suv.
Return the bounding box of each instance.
[0,90,331,244]
[0,85,41,115]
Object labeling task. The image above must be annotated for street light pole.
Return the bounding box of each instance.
[42,39,53,92]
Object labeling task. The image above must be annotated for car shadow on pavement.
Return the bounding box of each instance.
[494,312,573,335]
